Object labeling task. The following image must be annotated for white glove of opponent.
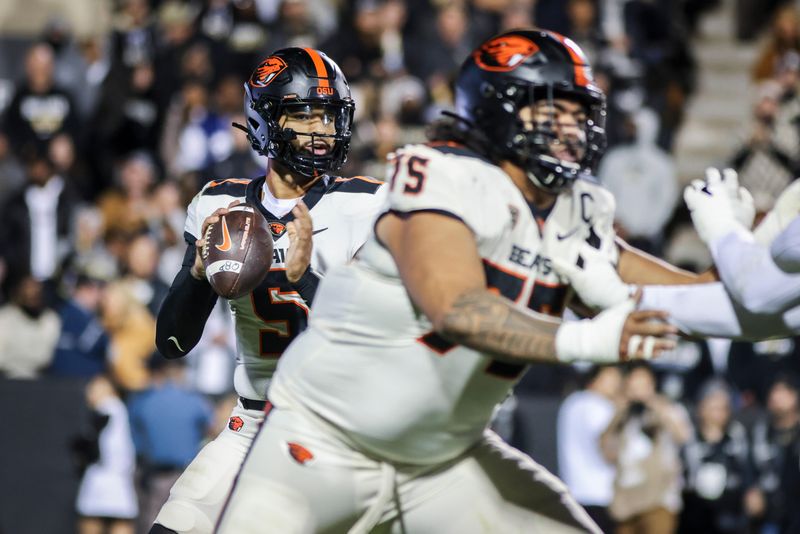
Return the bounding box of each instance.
[551,244,675,362]
[754,178,800,244]
[683,168,754,246]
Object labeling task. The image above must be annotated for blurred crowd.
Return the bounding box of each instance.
[3,0,800,532]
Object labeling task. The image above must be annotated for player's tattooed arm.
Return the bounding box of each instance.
[378,211,675,363]
[440,289,559,361]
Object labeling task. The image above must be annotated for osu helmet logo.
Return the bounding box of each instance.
[228,416,244,432]
[250,56,288,87]
[269,222,287,237]
[473,35,539,72]
[286,442,314,465]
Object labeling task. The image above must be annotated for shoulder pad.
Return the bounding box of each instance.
[200,178,252,197]
[326,176,384,195]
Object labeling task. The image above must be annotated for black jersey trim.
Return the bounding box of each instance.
[326,176,383,195]
[426,142,493,165]
[201,178,251,197]
[245,175,328,224]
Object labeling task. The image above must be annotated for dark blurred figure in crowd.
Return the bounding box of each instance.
[0,272,60,379]
[0,147,76,302]
[127,358,213,532]
[0,130,26,208]
[49,273,110,379]
[624,0,696,150]
[564,0,608,66]
[91,60,163,195]
[2,42,79,154]
[558,365,622,533]
[747,373,800,533]
[601,362,691,534]
[678,379,750,534]
[111,0,157,69]
[211,113,264,180]
[75,374,138,534]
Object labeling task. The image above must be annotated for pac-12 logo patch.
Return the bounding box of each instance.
[473,35,539,72]
[228,416,244,432]
[250,56,288,87]
[286,442,315,465]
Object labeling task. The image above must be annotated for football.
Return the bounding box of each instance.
[201,204,273,299]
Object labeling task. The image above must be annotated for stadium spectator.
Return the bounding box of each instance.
[0,273,60,379]
[127,358,213,531]
[121,233,169,317]
[49,273,110,378]
[75,374,138,534]
[101,281,155,392]
[598,108,679,255]
[753,4,800,81]
[2,42,79,154]
[98,151,159,239]
[729,80,800,212]
[601,362,691,534]
[678,379,751,534]
[558,365,622,533]
[0,146,77,301]
[747,373,800,532]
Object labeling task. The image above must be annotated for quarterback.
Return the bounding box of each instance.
[217,30,688,534]
[151,48,384,534]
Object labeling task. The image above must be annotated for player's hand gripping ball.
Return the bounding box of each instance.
[201,204,273,299]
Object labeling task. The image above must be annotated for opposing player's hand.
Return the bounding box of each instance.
[555,290,677,363]
[684,173,746,246]
[551,244,632,309]
[754,178,800,244]
[707,168,755,230]
[191,200,242,280]
[285,200,313,283]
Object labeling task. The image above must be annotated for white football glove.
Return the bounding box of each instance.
[707,168,755,230]
[555,296,671,362]
[684,174,748,246]
[754,179,800,245]
[551,244,633,309]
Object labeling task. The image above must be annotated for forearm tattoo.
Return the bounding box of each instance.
[440,289,560,362]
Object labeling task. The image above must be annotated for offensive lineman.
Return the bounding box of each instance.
[151,48,384,534]
[217,30,688,534]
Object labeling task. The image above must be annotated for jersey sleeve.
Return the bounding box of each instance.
[183,190,203,243]
[771,215,800,273]
[385,147,505,238]
[347,183,388,259]
[591,187,620,264]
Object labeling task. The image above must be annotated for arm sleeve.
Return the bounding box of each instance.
[711,229,800,314]
[770,216,800,273]
[155,242,218,359]
[639,282,798,340]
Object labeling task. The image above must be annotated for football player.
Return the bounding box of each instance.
[150,48,385,534]
[558,169,800,339]
[216,30,690,534]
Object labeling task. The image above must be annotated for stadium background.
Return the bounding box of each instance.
[1,0,800,532]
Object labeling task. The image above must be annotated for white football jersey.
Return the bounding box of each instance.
[269,143,618,464]
[184,175,386,400]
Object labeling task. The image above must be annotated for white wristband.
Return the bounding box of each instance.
[555,298,636,363]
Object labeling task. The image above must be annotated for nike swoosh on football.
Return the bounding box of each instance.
[215,215,232,251]
[312,227,329,235]
[556,228,579,241]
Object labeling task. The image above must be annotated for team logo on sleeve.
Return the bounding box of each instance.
[228,416,244,432]
[285,442,315,465]
[473,35,539,72]
[249,56,288,87]
[269,222,287,238]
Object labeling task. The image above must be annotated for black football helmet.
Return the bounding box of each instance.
[455,29,606,193]
[242,48,354,177]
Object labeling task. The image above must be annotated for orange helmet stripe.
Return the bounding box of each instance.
[545,31,590,88]
[303,48,330,88]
